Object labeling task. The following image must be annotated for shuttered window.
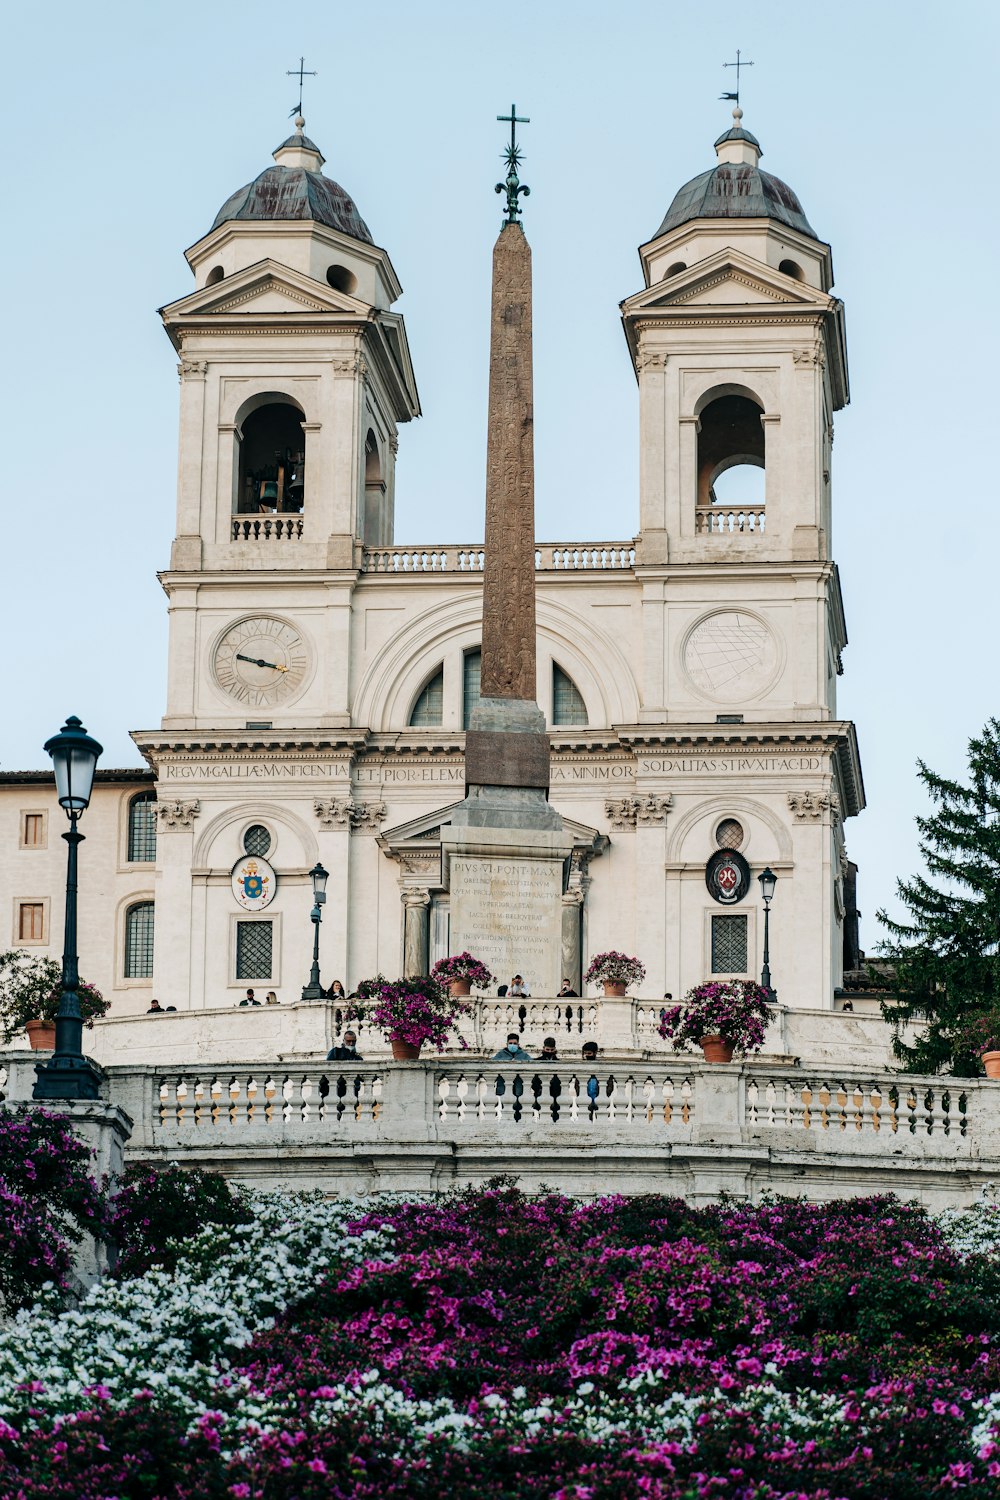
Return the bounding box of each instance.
[18,903,45,941]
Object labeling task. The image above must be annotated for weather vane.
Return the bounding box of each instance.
[720,49,753,108]
[495,104,530,225]
[287,56,317,118]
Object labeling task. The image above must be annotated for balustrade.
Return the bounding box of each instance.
[232,515,304,541]
[360,542,635,574]
[695,507,765,535]
[745,1074,969,1142]
[436,1065,693,1127]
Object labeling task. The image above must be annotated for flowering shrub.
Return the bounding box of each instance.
[431,951,495,989]
[0,1106,108,1314]
[659,977,773,1053]
[349,974,469,1049]
[584,950,646,989]
[110,1163,251,1279]
[9,1185,1000,1492]
[0,950,109,1042]
[953,1012,1000,1072]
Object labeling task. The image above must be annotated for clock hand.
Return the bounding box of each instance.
[235,652,289,673]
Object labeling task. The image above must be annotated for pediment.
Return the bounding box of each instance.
[161,258,369,323]
[624,248,825,316]
[378,801,607,856]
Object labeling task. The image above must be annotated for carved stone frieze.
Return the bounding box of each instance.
[155,799,200,830]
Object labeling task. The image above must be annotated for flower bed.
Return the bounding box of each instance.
[6,1180,1000,1493]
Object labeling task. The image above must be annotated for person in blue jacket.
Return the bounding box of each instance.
[492,1032,532,1060]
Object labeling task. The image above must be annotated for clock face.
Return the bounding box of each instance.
[213,617,309,706]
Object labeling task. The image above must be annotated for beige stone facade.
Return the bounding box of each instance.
[0,113,864,1047]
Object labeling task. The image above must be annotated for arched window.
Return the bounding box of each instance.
[410,668,444,727]
[463,649,481,730]
[127,791,156,862]
[696,394,765,511]
[125,901,155,979]
[236,401,305,515]
[552,665,587,725]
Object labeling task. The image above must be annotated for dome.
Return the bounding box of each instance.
[652,114,817,242]
[210,123,374,246]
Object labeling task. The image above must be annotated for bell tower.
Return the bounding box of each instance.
[155,115,420,732]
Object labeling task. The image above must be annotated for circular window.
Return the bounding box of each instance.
[243,824,272,857]
[715,818,745,850]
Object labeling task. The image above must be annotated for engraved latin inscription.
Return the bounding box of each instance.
[449,857,563,995]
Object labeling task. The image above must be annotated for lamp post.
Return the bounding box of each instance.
[33,716,105,1101]
[758,866,777,1001]
[300,862,329,1000]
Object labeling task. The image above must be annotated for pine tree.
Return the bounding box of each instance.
[878,718,1000,1074]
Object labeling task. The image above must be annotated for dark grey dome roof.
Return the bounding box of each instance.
[211,164,373,244]
[654,160,816,241]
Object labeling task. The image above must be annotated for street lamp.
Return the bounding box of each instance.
[33,717,105,1101]
[300,861,329,1000]
[758,866,777,1001]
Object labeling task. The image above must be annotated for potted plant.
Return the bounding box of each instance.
[658,979,773,1063]
[349,975,470,1060]
[0,950,109,1049]
[584,951,646,997]
[952,1013,1000,1079]
[430,953,495,997]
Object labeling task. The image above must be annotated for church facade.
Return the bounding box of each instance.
[1,110,863,1029]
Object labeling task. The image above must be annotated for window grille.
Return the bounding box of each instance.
[127,792,157,862]
[463,649,481,730]
[18,903,44,941]
[711,915,747,974]
[236,921,273,980]
[125,902,155,978]
[243,824,272,857]
[22,813,44,847]
[715,818,745,850]
[553,665,588,725]
[409,668,444,727]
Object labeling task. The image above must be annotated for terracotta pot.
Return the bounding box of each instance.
[449,979,473,997]
[25,1021,57,1051]
[983,1051,1000,1080]
[390,1038,422,1060]
[602,982,627,997]
[700,1035,735,1064]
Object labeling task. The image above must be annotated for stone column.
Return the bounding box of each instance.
[401,888,431,978]
[561,889,584,995]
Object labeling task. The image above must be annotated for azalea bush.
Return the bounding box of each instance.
[348,975,469,1049]
[7,1184,1000,1492]
[431,952,495,990]
[110,1163,251,1279]
[584,950,646,989]
[0,950,109,1043]
[659,977,773,1054]
[0,1106,108,1314]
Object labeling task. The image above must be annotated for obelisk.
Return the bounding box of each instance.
[442,107,572,996]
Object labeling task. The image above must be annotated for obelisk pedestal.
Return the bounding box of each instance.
[442,175,572,999]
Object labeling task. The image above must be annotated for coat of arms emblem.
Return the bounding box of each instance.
[231,855,277,911]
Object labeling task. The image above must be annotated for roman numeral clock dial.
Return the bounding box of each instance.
[212,617,310,707]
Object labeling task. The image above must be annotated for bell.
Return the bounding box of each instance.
[259,479,279,504]
[286,465,304,502]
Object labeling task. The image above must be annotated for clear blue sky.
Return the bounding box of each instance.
[1,0,996,946]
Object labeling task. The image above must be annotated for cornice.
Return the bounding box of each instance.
[131,731,369,760]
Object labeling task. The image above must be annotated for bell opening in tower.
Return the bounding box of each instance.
[236,400,307,515]
[697,392,765,510]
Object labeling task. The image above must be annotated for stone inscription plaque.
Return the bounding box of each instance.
[162,760,350,782]
[449,856,563,999]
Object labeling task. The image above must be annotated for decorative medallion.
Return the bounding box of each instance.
[683,611,779,702]
[705,848,751,905]
[232,855,276,911]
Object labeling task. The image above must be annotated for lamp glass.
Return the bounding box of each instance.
[310,862,330,903]
[44,717,103,814]
[758,866,777,903]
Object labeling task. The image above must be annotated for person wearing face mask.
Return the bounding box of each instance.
[492,1031,532,1060]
